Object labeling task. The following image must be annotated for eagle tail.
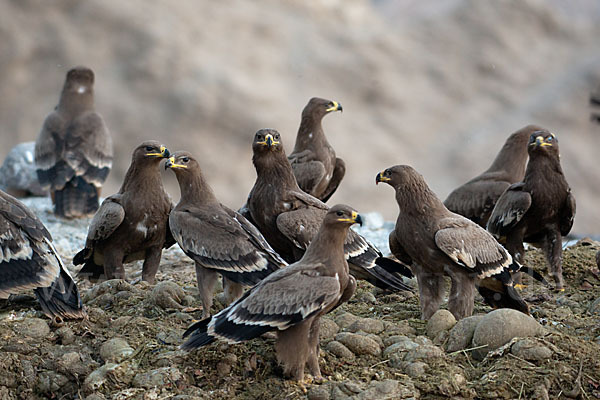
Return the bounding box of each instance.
[74,249,105,282]
[478,269,529,315]
[181,318,216,350]
[34,265,86,320]
[375,256,414,279]
[54,177,99,218]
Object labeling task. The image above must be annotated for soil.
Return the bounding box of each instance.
[1,205,599,400]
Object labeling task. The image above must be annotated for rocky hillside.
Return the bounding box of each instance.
[1,0,599,235]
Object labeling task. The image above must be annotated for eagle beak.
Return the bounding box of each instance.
[326,101,343,113]
[165,156,187,170]
[258,134,279,148]
[535,136,552,147]
[376,172,390,185]
[147,146,171,158]
[337,211,362,226]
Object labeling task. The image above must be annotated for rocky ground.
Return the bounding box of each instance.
[1,198,600,399]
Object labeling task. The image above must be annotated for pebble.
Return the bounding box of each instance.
[36,371,69,393]
[335,332,381,356]
[426,309,456,339]
[13,318,50,339]
[84,280,141,303]
[445,315,484,352]
[510,339,553,361]
[151,281,186,310]
[156,330,183,345]
[383,337,418,357]
[356,291,377,304]
[319,318,340,340]
[132,366,186,389]
[334,312,359,330]
[357,379,419,399]
[308,385,331,400]
[83,363,119,393]
[55,326,76,345]
[216,354,237,377]
[403,344,445,362]
[326,341,355,360]
[383,320,416,336]
[347,318,384,334]
[100,338,134,363]
[57,352,95,378]
[404,361,427,377]
[472,308,545,360]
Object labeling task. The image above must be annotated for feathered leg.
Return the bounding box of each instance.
[195,263,218,319]
[447,269,475,320]
[223,278,244,305]
[275,320,311,382]
[142,246,163,284]
[416,270,444,320]
[103,248,126,281]
[306,317,323,381]
[544,230,564,290]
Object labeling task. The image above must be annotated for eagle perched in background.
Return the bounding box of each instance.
[35,66,113,218]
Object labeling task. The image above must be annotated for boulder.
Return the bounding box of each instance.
[445,315,484,352]
[0,142,46,197]
[426,309,456,339]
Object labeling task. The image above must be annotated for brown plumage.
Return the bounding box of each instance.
[73,141,173,283]
[35,66,113,218]
[444,125,535,227]
[0,189,85,319]
[166,152,287,318]
[181,204,359,383]
[377,165,528,320]
[246,129,413,292]
[487,129,575,289]
[591,89,600,123]
[288,97,345,202]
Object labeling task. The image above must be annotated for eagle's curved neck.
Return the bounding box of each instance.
[293,115,327,152]
[253,149,300,191]
[177,170,218,205]
[120,160,162,194]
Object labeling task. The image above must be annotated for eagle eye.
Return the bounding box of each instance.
[336,210,344,217]
[181,157,190,163]
[145,146,154,151]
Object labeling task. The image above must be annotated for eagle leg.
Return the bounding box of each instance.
[415,270,444,320]
[223,278,244,305]
[195,263,219,319]
[103,249,126,281]
[141,246,163,284]
[544,230,564,290]
[306,317,323,381]
[447,269,475,320]
[275,319,312,382]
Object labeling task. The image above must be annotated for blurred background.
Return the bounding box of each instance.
[1,0,599,235]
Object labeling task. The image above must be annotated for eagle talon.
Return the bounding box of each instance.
[514,284,527,289]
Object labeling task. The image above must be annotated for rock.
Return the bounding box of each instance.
[13,318,50,339]
[326,341,355,360]
[335,332,381,356]
[472,309,545,360]
[445,315,484,352]
[426,309,456,339]
[86,307,109,327]
[150,281,186,310]
[36,371,70,393]
[216,354,237,377]
[55,326,76,345]
[84,280,141,303]
[100,338,134,363]
[438,372,468,397]
[334,312,359,330]
[383,320,416,337]
[511,339,553,361]
[156,330,184,345]
[0,142,46,196]
[356,291,377,304]
[347,318,384,334]
[83,363,119,393]
[403,344,445,362]
[308,385,331,400]
[404,361,427,377]
[56,352,95,378]
[413,336,433,346]
[356,379,419,399]
[320,318,340,340]
[85,395,106,400]
[132,366,186,389]
[383,337,418,357]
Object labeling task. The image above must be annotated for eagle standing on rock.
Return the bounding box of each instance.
[0,189,85,319]
[166,151,287,318]
[74,141,173,283]
[376,165,528,320]
[444,125,535,227]
[181,204,359,384]
[35,66,113,218]
[288,97,345,202]
[246,129,413,292]
[487,129,575,290]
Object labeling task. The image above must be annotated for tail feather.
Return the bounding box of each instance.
[34,266,86,320]
[74,249,105,282]
[54,177,99,218]
[375,257,414,279]
[477,269,529,315]
[181,318,216,350]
